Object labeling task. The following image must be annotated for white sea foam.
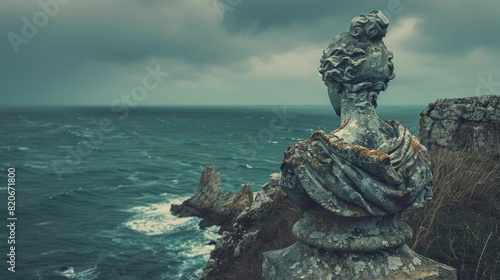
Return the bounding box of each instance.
[124,198,194,236]
[124,197,219,278]
[185,244,215,260]
[184,226,219,260]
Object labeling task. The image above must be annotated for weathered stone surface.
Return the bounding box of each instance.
[419,95,500,152]
[281,121,432,218]
[171,166,220,217]
[170,165,253,230]
[292,208,412,252]
[263,242,456,280]
[235,173,283,228]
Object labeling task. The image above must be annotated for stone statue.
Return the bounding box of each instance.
[262,10,456,279]
[282,9,433,219]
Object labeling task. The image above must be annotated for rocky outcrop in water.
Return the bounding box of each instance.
[201,173,301,279]
[172,169,302,279]
[419,95,500,152]
[170,166,253,231]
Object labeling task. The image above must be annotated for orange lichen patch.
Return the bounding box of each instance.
[349,144,389,163]
[410,139,420,151]
[329,140,346,150]
[336,143,346,149]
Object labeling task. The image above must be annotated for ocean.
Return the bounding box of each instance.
[0,105,424,280]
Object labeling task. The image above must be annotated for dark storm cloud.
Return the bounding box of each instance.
[398,0,500,55]
[0,0,251,106]
[1,0,241,64]
[222,0,500,55]
[221,1,380,35]
[0,0,498,107]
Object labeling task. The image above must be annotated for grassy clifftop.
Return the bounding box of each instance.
[405,147,500,279]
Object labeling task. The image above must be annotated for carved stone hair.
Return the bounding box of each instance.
[318,10,393,101]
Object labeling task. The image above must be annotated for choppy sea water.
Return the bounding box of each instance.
[0,105,423,280]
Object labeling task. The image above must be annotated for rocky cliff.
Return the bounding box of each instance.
[202,173,301,279]
[419,95,500,152]
[170,166,253,231]
[170,168,301,279]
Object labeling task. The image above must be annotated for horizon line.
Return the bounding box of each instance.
[0,104,429,109]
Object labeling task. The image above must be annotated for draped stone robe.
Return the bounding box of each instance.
[281,120,433,217]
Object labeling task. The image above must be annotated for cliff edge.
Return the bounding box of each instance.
[419,95,500,151]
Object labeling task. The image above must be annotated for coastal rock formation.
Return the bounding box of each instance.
[201,173,302,279]
[419,95,500,152]
[171,168,302,279]
[170,165,253,230]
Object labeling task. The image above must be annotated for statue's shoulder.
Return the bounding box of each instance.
[284,129,349,163]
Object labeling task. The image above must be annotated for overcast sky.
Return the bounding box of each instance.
[1,0,500,107]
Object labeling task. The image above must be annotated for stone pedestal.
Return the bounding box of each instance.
[262,208,456,279]
[263,242,456,280]
[293,208,412,252]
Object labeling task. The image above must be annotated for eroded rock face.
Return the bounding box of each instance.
[171,166,221,217]
[171,169,301,279]
[419,95,500,152]
[201,173,302,280]
[170,165,253,230]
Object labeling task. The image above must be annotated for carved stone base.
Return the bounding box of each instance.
[262,241,456,280]
[293,208,412,252]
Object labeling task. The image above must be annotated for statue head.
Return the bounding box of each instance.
[319,10,395,116]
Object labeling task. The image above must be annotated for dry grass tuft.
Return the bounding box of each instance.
[404,145,500,279]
